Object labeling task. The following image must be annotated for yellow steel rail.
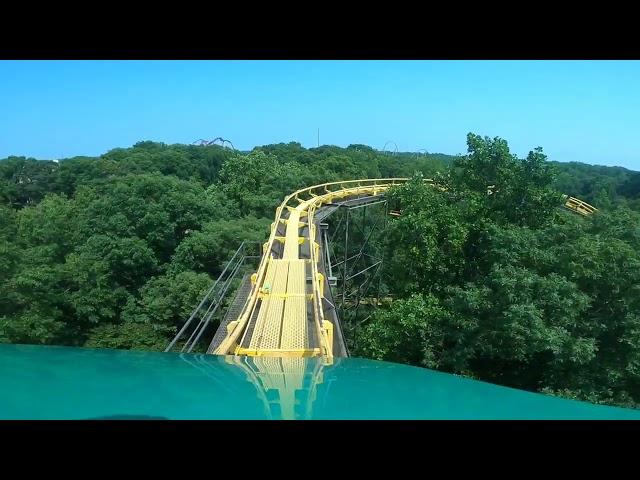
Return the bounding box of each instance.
[563,195,598,216]
[212,178,597,362]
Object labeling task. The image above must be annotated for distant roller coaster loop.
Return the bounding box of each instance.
[382,141,398,156]
[192,137,236,150]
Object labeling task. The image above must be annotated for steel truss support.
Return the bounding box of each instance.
[324,198,391,350]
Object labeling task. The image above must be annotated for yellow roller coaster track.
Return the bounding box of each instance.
[212,178,597,362]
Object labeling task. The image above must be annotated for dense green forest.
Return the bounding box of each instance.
[2,136,640,409]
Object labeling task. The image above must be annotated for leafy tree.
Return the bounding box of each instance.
[122,270,212,331]
[359,148,640,408]
[0,157,60,207]
[358,294,451,368]
[75,174,217,262]
[448,134,563,228]
[84,322,169,351]
[219,150,304,217]
[171,216,270,276]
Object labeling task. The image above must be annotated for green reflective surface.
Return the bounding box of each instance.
[1,343,640,419]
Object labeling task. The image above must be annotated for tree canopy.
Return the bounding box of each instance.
[356,134,640,409]
[2,135,640,409]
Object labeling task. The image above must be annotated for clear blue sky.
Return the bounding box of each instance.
[1,60,639,169]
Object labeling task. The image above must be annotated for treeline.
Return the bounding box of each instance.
[3,141,639,213]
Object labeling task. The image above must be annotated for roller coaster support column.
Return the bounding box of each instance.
[328,198,389,350]
[342,206,349,313]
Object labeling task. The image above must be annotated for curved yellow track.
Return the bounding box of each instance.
[212,178,597,361]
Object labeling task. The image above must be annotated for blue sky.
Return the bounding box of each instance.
[1,60,639,169]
